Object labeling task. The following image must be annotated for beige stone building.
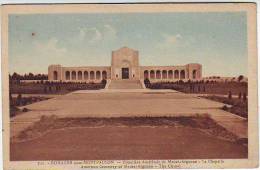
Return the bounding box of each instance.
[48,47,202,83]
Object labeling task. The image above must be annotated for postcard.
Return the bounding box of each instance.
[1,3,258,169]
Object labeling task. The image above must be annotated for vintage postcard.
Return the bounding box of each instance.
[1,3,258,169]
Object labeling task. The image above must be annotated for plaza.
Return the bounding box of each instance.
[10,89,248,160]
[11,89,247,139]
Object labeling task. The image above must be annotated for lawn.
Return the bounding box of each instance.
[146,81,247,95]
[202,95,248,118]
[10,81,106,94]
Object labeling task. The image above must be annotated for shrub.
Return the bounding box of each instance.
[22,108,29,112]
[228,91,232,99]
[101,79,107,85]
[238,92,242,99]
[238,75,244,82]
[222,105,228,111]
[144,78,151,88]
[10,105,20,117]
[44,86,47,93]
[16,94,22,106]
[178,80,184,84]
[243,93,247,102]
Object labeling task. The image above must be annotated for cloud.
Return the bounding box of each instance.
[156,33,186,50]
[9,37,68,74]
[78,27,102,43]
[78,24,117,44]
[33,37,67,58]
[103,24,117,39]
[162,33,182,44]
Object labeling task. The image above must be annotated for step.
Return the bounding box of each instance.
[108,80,143,89]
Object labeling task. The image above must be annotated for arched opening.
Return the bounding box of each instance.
[96,71,101,80]
[84,71,88,80]
[78,71,82,80]
[168,70,173,79]
[144,70,149,79]
[156,70,161,79]
[72,71,76,80]
[162,70,167,79]
[174,70,179,79]
[53,71,58,80]
[180,70,185,79]
[150,70,155,79]
[65,71,70,80]
[102,71,107,79]
[193,70,197,79]
[90,71,95,80]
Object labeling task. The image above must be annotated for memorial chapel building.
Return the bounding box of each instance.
[48,47,202,83]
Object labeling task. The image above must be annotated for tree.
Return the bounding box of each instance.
[189,84,193,92]
[44,86,47,93]
[55,85,59,92]
[144,78,151,88]
[238,92,242,99]
[49,86,52,93]
[12,72,19,80]
[179,80,184,84]
[101,79,107,85]
[16,94,22,106]
[9,90,13,106]
[9,74,12,84]
[238,75,244,82]
[243,93,247,102]
[228,91,232,99]
[28,73,34,80]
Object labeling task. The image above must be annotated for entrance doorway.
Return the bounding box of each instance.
[122,68,129,79]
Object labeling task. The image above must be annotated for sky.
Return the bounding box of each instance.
[9,12,247,77]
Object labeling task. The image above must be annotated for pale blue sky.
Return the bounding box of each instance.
[9,12,247,76]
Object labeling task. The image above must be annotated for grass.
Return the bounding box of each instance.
[203,95,248,118]
[14,114,239,143]
[10,95,50,117]
[10,81,106,94]
[147,82,247,95]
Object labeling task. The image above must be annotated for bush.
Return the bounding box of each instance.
[16,94,22,106]
[228,91,232,99]
[101,79,107,85]
[10,106,20,117]
[243,93,247,102]
[144,78,151,88]
[22,108,29,112]
[44,86,47,93]
[238,92,242,99]
[222,105,228,111]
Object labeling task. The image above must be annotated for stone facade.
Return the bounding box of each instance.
[48,47,202,82]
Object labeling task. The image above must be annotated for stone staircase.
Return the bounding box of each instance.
[108,79,143,89]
